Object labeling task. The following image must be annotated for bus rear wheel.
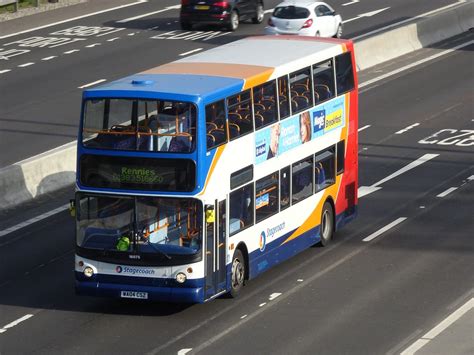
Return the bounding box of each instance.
[319,201,334,246]
[229,249,245,297]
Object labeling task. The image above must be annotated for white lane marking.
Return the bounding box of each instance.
[362,217,407,242]
[85,43,101,48]
[343,0,360,6]
[41,56,57,61]
[395,123,420,134]
[353,0,467,40]
[64,49,79,54]
[107,37,120,42]
[259,303,266,307]
[240,314,248,319]
[117,5,180,23]
[436,187,458,198]
[177,349,192,355]
[264,8,274,14]
[358,124,371,132]
[373,154,439,186]
[297,279,304,282]
[78,79,106,89]
[358,154,439,198]
[179,48,203,56]
[0,1,149,40]
[0,204,69,238]
[401,298,474,355]
[468,175,474,181]
[18,62,34,67]
[343,7,390,24]
[269,293,282,301]
[0,69,11,74]
[0,314,34,334]
[359,40,474,89]
[96,28,125,37]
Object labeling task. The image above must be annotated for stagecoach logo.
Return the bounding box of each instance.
[115,265,155,275]
[259,231,266,252]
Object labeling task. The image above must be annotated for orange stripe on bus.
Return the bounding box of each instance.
[200,144,226,195]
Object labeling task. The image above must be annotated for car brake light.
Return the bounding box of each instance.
[214,1,228,7]
[302,19,313,28]
[268,18,274,27]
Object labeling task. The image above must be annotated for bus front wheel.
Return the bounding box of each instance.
[319,201,334,246]
[230,249,245,297]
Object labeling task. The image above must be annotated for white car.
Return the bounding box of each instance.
[265,1,343,38]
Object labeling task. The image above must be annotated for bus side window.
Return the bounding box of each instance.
[229,183,254,236]
[313,59,335,104]
[290,67,313,113]
[227,90,253,139]
[335,52,355,95]
[253,80,277,129]
[206,100,227,150]
[280,166,290,210]
[315,148,336,192]
[278,76,290,119]
[292,156,313,204]
[255,172,279,223]
[336,140,345,175]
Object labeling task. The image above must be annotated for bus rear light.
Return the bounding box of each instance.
[84,267,94,278]
[302,19,313,28]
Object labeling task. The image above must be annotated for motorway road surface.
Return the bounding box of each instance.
[0,35,472,354]
[0,0,464,167]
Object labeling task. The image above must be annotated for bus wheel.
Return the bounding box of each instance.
[230,249,245,297]
[319,201,334,246]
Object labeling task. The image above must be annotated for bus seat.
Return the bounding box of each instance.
[210,128,226,144]
[254,113,265,128]
[228,123,240,139]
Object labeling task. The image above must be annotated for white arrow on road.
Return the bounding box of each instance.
[342,7,390,24]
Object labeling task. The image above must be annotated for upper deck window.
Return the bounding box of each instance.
[82,99,197,153]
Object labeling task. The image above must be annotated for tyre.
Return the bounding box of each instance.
[252,3,264,24]
[227,10,239,31]
[334,23,343,38]
[319,201,334,246]
[180,22,192,31]
[229,249,245,297]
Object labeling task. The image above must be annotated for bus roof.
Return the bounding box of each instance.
[84,36,351,102]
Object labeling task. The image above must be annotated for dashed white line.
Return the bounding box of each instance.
[240,314,248,319]
[0,69,11,74]
[107,37,120,42]
[343,0,360,6]
[269,293,282,301]
[362,217,407,242]
[41,56,57,61]
[401,298,474,355]
[259,302,267,307]
[0,204,69,238]
[179,48,203,56]
[467,175,474,181]
[85,43,101,48]
[0,314,34,334]
[64,49,80,54]
[264,8,274,14]
[117,5,181,23]
[78,79,106,89]
[177,348,193,355]
[395,123,420,134]
[18,62,34,67]
[297,279,304,282]
[96,28,125,37]
[127,33,136,36]
[358,124,371,132]
[436,187,458,198]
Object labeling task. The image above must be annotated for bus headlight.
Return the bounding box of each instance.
[176,272,187,284]
[84,267,94,278]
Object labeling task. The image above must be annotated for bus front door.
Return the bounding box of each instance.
[205,200,227,300]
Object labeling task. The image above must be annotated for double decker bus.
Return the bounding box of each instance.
[74,35,358,303]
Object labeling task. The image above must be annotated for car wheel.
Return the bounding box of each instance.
[252,3,264,24]
[180,22,192,31]
[334,23,343,38]
[227,10,239,31]
[229,249,245,297]
[319,201,334,246]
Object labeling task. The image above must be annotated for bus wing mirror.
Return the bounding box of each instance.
[69,199,76,218]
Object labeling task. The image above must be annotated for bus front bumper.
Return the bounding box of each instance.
[75,280,205,303]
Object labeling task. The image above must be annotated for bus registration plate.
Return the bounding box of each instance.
[120,291,148,299]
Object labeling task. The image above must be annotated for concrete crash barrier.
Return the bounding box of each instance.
[0,142,76,210]
[355,1,474,71]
